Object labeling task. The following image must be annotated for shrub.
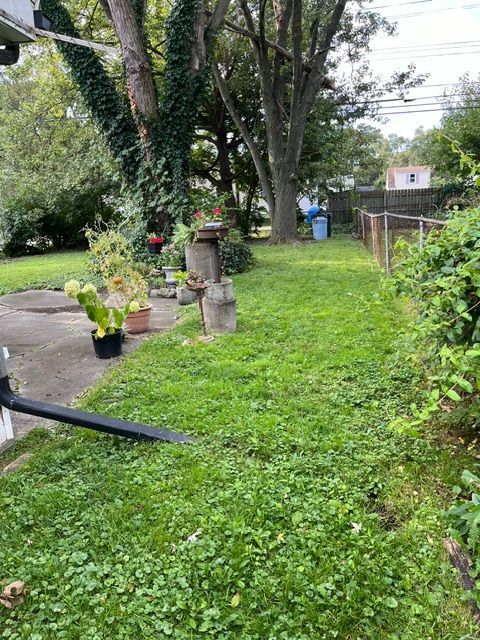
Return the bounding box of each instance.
[0,203,47,256]
[219,229,253,275]
[0,186,116,257]
[448,470,480,557]
[391,208,480,429]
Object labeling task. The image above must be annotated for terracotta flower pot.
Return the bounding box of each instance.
[125,305,152,334]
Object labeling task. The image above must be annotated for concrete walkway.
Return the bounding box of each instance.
[0,289,178,449]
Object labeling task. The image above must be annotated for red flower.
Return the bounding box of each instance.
[212,207,222,215]
[195,211,204,219]
[149,236,164,244]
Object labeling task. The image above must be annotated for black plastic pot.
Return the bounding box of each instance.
[91,329,123,359]
[148,242,163,255]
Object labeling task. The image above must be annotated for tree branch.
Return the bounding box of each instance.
[206,0,232,43]
[238,0,257,34]
[146,43,165,59]
[196,168,222,188]
[224,17,308,67]
[212,60,276,220]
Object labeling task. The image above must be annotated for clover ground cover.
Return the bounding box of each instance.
[0,238,476,638]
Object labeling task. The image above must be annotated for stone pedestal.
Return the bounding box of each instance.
[203,279,237,333]
[185,243,218,281]
[176,287,196,306]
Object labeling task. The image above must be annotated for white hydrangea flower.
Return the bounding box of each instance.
[129,301,141,314]
[81,283,97,294]
[64,280,81,299]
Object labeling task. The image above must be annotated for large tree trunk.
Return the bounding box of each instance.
[102,0,158,123]
[271,172,298,242]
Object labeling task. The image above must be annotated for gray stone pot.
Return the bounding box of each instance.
[162,266,178,289]
[203,278,237,333]
[176,287,196,306]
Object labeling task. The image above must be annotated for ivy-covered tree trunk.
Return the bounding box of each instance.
[40,0,142,188]
[98,0,169,231]
[41,0,231,232]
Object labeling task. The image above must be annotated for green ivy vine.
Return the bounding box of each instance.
[40,0,142,188]
[160,0,207,216]
[40,0,210,232]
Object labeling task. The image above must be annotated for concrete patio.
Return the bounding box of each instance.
[0,289,178,449]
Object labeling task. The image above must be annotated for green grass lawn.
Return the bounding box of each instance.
[0,237,476,639]
[0,251,88,296]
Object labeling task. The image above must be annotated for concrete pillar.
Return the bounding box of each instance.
[185,243,218,281]
[203,279,237,333]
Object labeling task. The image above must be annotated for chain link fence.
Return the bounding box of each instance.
[354,208,447,274]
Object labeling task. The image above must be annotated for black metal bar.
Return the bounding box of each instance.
[0,45,20,66]
[0,349,193,443]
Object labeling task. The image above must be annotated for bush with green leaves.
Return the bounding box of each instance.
[0,47,118,257]
[448,469,480,558]
[391,208,480,429]
[219,229,253,275]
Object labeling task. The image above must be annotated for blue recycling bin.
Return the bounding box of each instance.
[312,216,328,240]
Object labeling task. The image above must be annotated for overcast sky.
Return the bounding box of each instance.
[356,0,480,139]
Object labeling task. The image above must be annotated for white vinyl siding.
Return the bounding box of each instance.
[391,169,430,189]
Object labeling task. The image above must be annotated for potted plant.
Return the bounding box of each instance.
[86,226,153,334]
[195,208,229,241]
[174,270,196,305]
[108,268,152,334]
[148,234,165,255]
[171,206,229,282]
[172,207,229,247]
[64,280,130,359]
[160,243,184,289]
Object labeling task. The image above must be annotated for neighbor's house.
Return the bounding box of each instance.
[386,166,431,190]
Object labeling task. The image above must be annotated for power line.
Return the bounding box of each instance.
[410,82,480,89]
[377,105,480,115]
[371,40,480,53]
[383,3,480,19]
[371,46,480,58]
[377,101,476,109]
[375,48,480,61]
[369,0,432,8]
[343,93,478,106]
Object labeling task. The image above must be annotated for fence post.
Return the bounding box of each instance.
[419,219,425,249]
[384,213,390,274]
[371,216,382,266]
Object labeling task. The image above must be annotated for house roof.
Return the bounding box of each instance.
[386,166,431,188]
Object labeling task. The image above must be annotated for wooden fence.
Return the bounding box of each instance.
[328,188,445,224]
